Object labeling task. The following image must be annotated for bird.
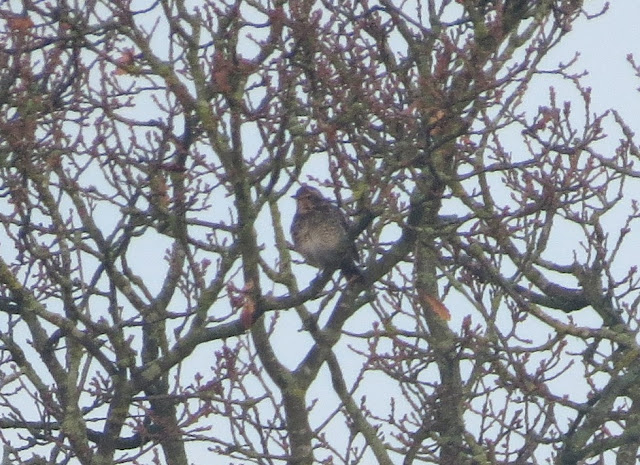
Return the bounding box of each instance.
[291,185,363,281]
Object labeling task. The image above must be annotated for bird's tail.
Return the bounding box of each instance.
[341,262,364,284]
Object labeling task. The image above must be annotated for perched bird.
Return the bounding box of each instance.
[291,185,362,281]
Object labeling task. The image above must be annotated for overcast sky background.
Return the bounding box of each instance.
[570,2,640,121]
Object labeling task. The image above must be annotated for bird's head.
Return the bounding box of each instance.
[293,185,326,213]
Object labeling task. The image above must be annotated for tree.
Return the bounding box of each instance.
[0,1,638,464]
